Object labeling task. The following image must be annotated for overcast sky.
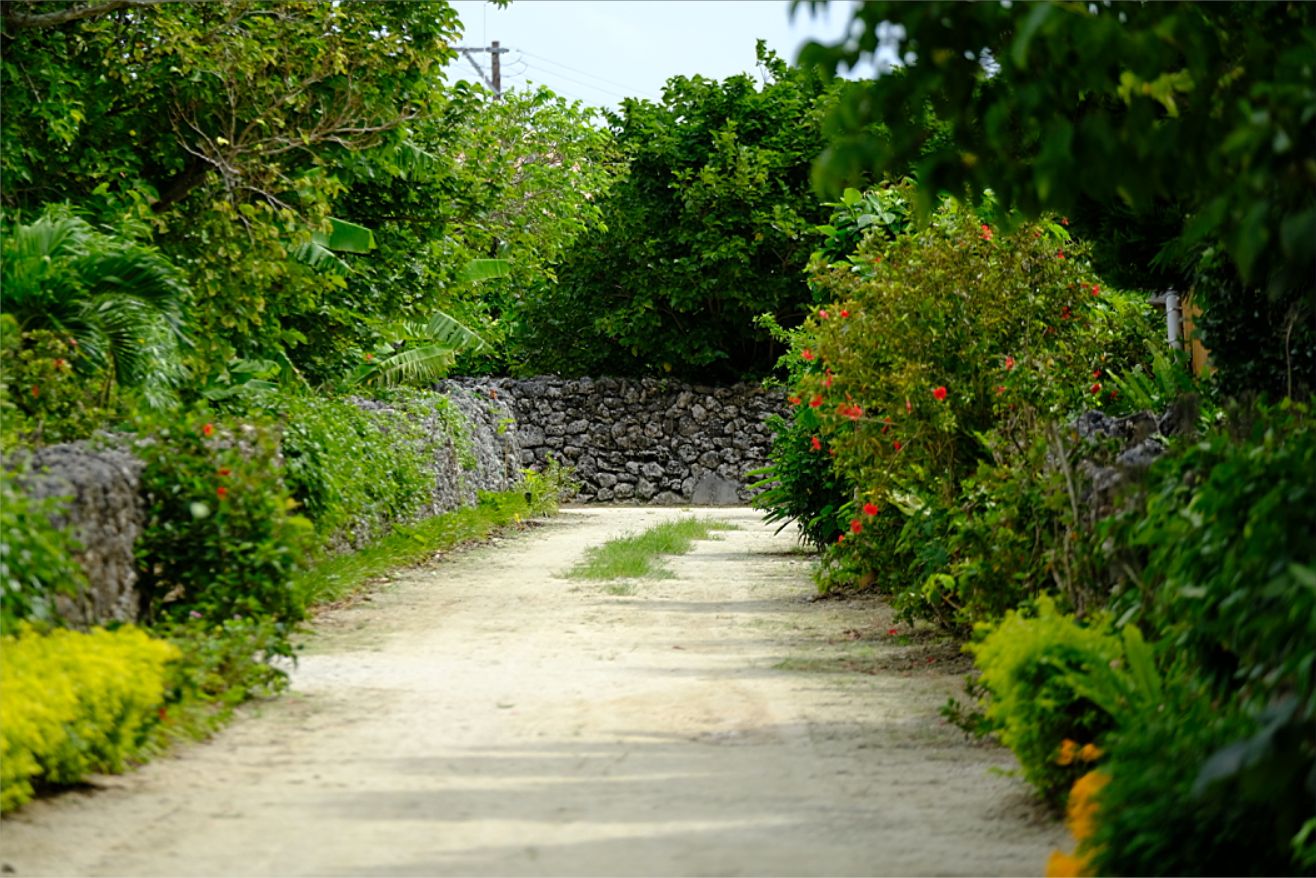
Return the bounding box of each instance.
[446,1,860,108]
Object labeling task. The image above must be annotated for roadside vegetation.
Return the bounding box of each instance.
[566,517,737,581]
[2,1,1312,872]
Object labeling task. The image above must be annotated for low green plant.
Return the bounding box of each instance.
[0,469,87,634]
[968,595,1122,808]
[0,623,179,811]
[566,517,737,580]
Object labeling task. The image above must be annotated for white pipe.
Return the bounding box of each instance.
[1165,290,1183,350]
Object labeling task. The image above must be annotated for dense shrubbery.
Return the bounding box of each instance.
[0,624,179,811]
[758,183,1160,627]
[758,176,1315,873]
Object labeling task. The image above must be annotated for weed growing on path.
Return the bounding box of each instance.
[567,517,737,581]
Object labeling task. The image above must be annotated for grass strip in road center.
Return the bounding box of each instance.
[566,516,737,580]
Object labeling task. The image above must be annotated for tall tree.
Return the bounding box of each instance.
[520,44,837,381]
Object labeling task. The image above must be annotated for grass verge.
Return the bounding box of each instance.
[294,485,558,609]
[566,516,737,580]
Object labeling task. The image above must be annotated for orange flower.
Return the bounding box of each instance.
[1056,738,1080,766]
[1045,850,1086,878]
[1079,743,1102,763]
[1067,770,1109,842]
[202,423,214,437]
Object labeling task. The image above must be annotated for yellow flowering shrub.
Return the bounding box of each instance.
[0,624,179,811]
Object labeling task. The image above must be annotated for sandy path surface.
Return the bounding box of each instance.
[0,507,1064,877]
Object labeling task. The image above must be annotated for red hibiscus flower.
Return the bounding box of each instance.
[933,386,948,401]
[863,502,879,516]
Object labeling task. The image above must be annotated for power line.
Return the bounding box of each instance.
[517,48,658,99]
[521,61,643,102]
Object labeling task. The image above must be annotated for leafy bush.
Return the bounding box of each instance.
[968,596,1122,808]
[1105,400,1316,714]
[131,412,311,628]
[0,624,179,811]
[1083,673,1312,877]
[0,469,87,634]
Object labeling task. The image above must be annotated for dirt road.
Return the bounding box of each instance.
[0,507,1064,876]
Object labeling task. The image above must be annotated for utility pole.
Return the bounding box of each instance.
[455,41,510,98]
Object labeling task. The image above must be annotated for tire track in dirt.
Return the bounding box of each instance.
[0,507,1064,876]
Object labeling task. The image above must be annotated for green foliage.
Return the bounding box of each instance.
[566,517,737,580]
[0,469,86,634]
[131,413,311,630]
[800,0,1316,397]
[968,596,1122,808]
[771,187,1160,623]
[268,394,439,547]
[0,209,189,410]
[1,0,463,381]
[519,46,835,380]
[155,617,292,721]
[0,624,178,811]
[1104,401,1316,715]
[331,85,619,381]
[1083,675,1312,877]
[0,324,111,445]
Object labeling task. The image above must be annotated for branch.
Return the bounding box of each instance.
[3,0,173,30]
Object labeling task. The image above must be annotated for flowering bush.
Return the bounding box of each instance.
[131,411,311,631]
[761,184,1160,622]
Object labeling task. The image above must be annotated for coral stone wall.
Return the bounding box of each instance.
[445,377,787,505]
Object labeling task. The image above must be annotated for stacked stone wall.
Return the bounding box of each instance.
[446,377,787,505]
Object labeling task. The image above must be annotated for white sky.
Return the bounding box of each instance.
[446,0,861,109]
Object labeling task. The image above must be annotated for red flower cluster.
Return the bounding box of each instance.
[202,423,214,437]
[216,486,229,500]
[893,440,903,451]
[810,436,822,451]
[980,224,993,241]
[932,386,948,401]
[818,309,829,320]
[1061,305,1073,321]
[862,501,879,516]
[1090,382,1102,394]
[788,395,801,406]
[1005,355,1016,370]
[850,518,863,535]
[838,403,863,420]
[801,348,815,362]
[840,309,850,318]
[1056,249,1066,259]
[809,394,823,408]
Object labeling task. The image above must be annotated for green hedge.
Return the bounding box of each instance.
[1,624,178,811]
